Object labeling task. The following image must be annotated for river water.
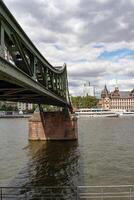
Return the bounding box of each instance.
[0,117,134,196]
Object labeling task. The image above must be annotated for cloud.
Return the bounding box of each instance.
[3,0,134,96]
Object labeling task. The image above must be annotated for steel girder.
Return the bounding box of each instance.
[0,0,71,107]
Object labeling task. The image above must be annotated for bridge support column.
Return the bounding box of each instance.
[28,111,78,140]
[0,23,5,58]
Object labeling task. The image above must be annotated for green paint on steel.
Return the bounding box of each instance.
[0,0,71,108]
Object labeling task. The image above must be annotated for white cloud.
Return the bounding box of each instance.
[3,0,134,96]
[96,0,109,3]
[117,16,128,30]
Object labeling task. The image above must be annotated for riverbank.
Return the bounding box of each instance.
[0,114,32,118]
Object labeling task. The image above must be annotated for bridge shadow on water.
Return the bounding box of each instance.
[9,140,81,199]
[27,140,80,187]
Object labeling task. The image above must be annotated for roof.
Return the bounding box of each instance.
[101,85,109,95]
[111,91,131,98]
[119,91,130,98]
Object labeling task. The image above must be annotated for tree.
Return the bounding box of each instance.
[71,96,98,108]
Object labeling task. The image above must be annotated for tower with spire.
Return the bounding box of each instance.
[100,80,134,111]
[111,80,120,98]
[101,85,109,98]
[101,85,110,109]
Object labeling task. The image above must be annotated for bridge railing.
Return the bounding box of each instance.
[78,185,134,199]
[0,1,71,105]
[1,185,134,199]
[0,186,77,199]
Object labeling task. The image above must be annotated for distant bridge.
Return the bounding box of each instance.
[0,1,71,108]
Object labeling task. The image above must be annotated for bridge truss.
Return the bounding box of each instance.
[0,0,71,108]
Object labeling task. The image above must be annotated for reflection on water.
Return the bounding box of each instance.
[10,140,80,199]
[26,141,79,187]
[1,117,134,192]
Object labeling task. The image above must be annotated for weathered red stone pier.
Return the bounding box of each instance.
[29,111,78,140]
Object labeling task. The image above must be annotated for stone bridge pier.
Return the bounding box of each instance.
[28,110,78,140]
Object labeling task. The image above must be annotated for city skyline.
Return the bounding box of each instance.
[4,0,134,96]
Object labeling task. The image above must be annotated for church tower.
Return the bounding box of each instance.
[101,85,110,109]
[111,81,120,98]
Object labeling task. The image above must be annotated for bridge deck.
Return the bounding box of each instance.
[0,57,68,106]
[0,1,71,108]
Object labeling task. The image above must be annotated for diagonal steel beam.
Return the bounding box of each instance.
[1,88,26,96]
[0,56,69,106]
[0,1,66,74]
[12,34,33,76]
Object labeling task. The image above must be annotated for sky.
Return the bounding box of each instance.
[3,0,134,96]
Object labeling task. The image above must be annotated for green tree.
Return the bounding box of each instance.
[71,96,98,108]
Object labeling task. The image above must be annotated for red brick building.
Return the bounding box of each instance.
[101,85,134,111]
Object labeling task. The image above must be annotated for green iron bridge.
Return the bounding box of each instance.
[0,0,71,109]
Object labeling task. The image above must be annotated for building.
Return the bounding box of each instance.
[83,82,95,97]
[1,101,18,110]
[0,101,33,111]
[101,85,111,109]
[101,85,134,111]
[17,102,33,111]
